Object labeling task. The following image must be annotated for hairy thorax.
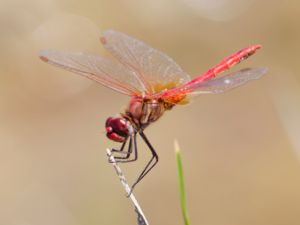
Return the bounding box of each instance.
[122,96,174,130]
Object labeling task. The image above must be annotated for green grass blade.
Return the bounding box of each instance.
[174,140,190,225]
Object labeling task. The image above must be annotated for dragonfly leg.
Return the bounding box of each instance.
[116,132,138,163]
[110,138,127,157]
[110,133,138,163]
[128,131,158,195]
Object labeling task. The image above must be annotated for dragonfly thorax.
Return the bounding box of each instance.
[124,96,174,130]
[105,117,133,142]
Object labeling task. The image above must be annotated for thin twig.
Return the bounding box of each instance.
[106,148,149,225]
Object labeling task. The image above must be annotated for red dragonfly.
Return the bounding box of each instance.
[40,30,267,192]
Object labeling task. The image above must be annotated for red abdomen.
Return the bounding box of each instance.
[189,45,262,84]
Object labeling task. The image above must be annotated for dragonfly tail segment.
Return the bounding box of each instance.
[188,44,262,85]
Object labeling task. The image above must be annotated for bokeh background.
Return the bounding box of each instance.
[1,0,300,225]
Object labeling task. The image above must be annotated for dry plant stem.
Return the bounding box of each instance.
[106,148,149,225]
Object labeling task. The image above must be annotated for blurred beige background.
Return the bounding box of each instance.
[1,0,300,225]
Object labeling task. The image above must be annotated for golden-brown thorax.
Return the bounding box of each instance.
[123,96,174,130]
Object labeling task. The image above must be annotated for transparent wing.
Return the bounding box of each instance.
[154,67,267,104]
[100,30,191,94]
[186,67,268,94]
[39,50,146,96]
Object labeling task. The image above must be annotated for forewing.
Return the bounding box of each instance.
[100,30,191,94]
[39,50,146,96]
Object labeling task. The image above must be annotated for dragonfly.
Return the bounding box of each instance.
[39,30,267,193]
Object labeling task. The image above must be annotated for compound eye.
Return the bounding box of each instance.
[105,117,130,140]
[117,119,127,130]
[116,119,130,136]
[106,132,126,142]
[105,117,113,127]
[106,126,113,133]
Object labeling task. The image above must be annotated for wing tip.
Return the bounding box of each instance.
[39,50,49,62]
[100,36,107,45]
[102,29,115,37]
[39,55,49,62]
[245,67,268,79]
[100,29,117,45]
[256,67,268,76]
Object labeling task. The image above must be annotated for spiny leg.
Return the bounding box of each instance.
[135,131,158,183]
[109,137,128,163]
[114,132,138,163]
[129,131,158,194]
[111,138,127,154]
[112,136,131,159]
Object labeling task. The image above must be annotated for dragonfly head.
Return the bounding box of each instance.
[105,117,132,142]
